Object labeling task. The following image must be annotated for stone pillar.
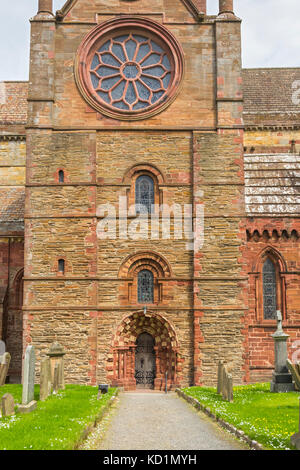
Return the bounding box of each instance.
[219,0,234,15]
[38,0,53,14]
[270,311,295,393]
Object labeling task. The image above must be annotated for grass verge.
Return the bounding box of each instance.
[182,383,300,450]
[0,384,117,450]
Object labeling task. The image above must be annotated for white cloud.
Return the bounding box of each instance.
[0,0,299,81]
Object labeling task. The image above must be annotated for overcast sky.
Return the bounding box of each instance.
[0,0,299,81]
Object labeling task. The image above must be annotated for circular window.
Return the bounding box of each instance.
[75,17,184,120]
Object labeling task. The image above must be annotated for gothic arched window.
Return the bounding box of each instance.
[263,258,277,320]
[138,270,154,303]
[135,175,154,214]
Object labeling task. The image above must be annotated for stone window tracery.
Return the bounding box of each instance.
[75,17,184,120]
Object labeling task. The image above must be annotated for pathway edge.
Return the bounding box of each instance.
[175,389,264,451]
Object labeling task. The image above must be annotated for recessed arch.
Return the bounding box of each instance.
[254,246,287,273]
[118,251,172,278]
[254,246,287,321]
[123,163,165,185]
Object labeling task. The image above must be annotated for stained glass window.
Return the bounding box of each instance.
[135,175,154,214]
[138,270,154,303]
[263,258,277,320]
[90,33,172,112]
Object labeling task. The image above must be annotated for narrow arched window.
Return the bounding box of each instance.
[135,175,154,214]
[138,270,154,303]
[58,259,65,274]
[263,258,277,319]
[58,170,64,183]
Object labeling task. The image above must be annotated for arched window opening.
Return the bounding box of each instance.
[58,170,65,183]
[138,270,154,303]
[135,175,154,214]
[263,258,277,320]
[58,259,65,274]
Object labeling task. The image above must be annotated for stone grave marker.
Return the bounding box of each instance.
[18,345,37,414]
[40,357,52,401]
[217,362,233,402]
[286,359,300,391]
[1,393,15,417]
[0,352,11,386]
[270,311,294,392]
[52,362,59,394]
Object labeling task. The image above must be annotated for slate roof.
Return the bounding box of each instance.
[242,68,300,128]
[0,82,28,126]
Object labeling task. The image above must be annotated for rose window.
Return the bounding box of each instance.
[90,34,171,112]
[75,18,184,120]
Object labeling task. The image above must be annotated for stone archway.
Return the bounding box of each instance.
[108,311,180,391]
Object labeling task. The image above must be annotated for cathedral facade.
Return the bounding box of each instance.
[0,0,299,389]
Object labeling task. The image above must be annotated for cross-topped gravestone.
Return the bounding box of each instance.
[270,311,295,392]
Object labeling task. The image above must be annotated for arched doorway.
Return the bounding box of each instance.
[135,333,156,389]
[108,311,180,391]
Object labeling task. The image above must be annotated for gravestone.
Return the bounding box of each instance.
[52,362,59,394]
[18,345,37,414]
[217,362,233,402]
[0,352,11,386]
[40,357,52,401]
[46,342,66,391]
[0,340,5,355]
[286,360,300,391]
[291,398,300,450]
[1,393,15,417]
[270,311,295,393]
[217,361,223,395]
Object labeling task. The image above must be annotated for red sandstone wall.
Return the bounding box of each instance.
[0,239,24,382]
[244,219,300,382]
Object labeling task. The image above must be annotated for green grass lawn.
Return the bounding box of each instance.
[182,383,300,450]
[0,384,116,450]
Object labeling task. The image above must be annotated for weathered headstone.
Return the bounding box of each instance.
[291,398,300,450]
[0,340,5,355]
[18,345,37,414]
[270,311,295,393]
[217,361,223,395]
[217,362,233,402]
[40,357,52,401]
[59,357,65,390]
[1,393,15,417]
[53,362,59,394]
[286,360,300,391]
[46,341,66,391]
[0,352,11,386]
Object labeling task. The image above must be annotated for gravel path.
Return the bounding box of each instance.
[96,392,247,450]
